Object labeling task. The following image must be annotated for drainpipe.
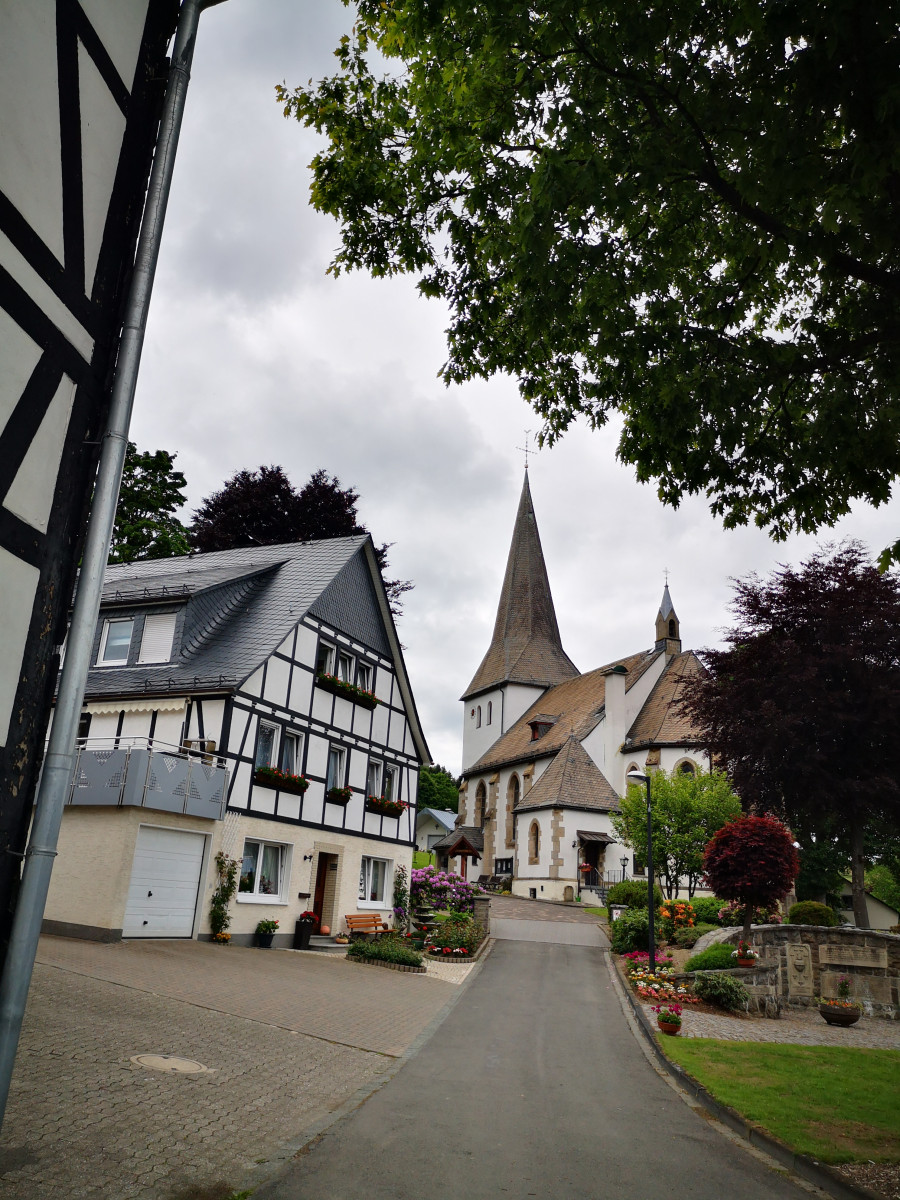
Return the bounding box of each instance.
[0,0,228,1131]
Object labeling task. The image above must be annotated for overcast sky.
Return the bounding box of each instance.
[130,0,900,771]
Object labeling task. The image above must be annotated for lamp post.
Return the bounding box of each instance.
[620,856,628,882]
[626,769,654,969]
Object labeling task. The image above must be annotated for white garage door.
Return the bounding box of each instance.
[123,827,206,938]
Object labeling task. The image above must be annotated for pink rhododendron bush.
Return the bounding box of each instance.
[411,866,482,913]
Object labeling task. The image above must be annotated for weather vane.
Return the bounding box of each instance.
[517,430,533,469]
[664,567,670,585]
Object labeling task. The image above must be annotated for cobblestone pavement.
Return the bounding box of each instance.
[640,1000,900,1048]
[0,937,460,1200]
[488,894,604,923]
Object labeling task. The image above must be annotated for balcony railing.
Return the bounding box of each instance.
[67,738,229,821]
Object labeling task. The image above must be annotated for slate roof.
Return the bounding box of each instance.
[466,649,662,775]
[625,652,705,747]
[462,473,579,699]
[431,826,485,854]
[416,808,456,833]
[81,539,431,764]
[515,736,621,813]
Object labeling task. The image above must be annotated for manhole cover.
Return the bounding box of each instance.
[130,1054,212,1075]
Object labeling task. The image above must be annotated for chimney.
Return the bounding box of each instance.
[602,664,628,768]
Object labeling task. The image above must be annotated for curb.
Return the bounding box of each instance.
[610,957,885,1200]
[347,956,427,974]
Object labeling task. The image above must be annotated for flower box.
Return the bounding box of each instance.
[326,786,353,805]
[254,767,309,796]
[365,795,409,818]
[316,673,379,709]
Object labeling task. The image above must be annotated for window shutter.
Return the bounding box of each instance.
[138,613,176,663]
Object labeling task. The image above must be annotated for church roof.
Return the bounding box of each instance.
[466,649,662,775]
[625,651,705,747]
[515,736,621,813]
[461,473,579,699]
[658,584,676,620]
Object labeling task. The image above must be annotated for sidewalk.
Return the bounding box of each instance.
[0,937,462,1199]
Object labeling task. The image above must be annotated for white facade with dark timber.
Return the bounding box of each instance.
[0,1,179,938]
[441,472,709,902]
[43,536,430,945]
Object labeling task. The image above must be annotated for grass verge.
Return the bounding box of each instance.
[581,906,608,918]
[662,1038,900,1164]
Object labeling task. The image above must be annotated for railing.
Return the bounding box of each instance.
[67,738,228,820]
[580,870,631,902]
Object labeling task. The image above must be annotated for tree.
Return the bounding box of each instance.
[190,466,413,616]
[682,543,900,927]
[703,814,800,943]
[279,3,900,557]
[613,767,741,899]
[418,764,460,813]
[109,442,189,563]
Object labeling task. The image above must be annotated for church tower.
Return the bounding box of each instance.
[654,584,682,655]
[460,472,579,771]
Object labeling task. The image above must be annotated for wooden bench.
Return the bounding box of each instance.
[345,913,392,938]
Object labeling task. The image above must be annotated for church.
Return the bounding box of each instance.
[433,472,708,903]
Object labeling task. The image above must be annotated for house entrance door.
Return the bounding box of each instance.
[313,853,338,930]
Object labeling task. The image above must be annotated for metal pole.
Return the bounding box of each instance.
[646,776,655,971]
[0,0,224,1129]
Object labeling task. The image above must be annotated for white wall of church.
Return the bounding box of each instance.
[461,686,504,772]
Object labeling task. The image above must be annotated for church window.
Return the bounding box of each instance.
[495,858,512,875]
[487,701,492,725]
[678,760,696,776]
[507,773,520,809]
[474,781,487,828]
[669,619,677,638]
[476,705,482,728]
[528,821,540,863]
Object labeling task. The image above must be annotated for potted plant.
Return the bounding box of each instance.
[316,672,379,709]
[731,939,759,968]
[326,786,353,805]
[253,765,310,796]
[818,975,862,1026]
[652,1003,683,1035]
[254,918,279,948]
[293,910,319,950]
[334,933,349,945]
[365,795,409,818]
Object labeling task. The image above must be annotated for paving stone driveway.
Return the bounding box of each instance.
[0,938,461,1200]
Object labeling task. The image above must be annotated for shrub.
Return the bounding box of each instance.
[427,916,484,954]
[787,900,838,927]
[687,897,725,925]
[410,866,482,913]
[658,900,696,940]
[347,938,423,967]
[610,908,662,953]
[691,971,751,1011]
[674,922,717,948]
[606,879,664,910]
[684,942,736,971]
[716,899,782,926]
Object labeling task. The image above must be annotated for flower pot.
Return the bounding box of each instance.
[736,958,757,969]
[255,932,275,949]
[818,1003,861,1027]
[657,1019,681,1036]
[293,921,314,950]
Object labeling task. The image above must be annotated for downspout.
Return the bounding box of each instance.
[0,0,228,1131]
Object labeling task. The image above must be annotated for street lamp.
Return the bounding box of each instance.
[620,856,628,882]
[626,769,654,969]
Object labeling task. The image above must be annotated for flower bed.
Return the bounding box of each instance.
[316,672,378,708]
[254,766,309,795]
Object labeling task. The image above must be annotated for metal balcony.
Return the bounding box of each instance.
[67,739,228,820]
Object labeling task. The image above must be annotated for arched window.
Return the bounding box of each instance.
[476,705,482,728]
[528,820,540,863]
[487,701,492,725]
[678,759,696,776]
[668,619,677,638]
[475,781,487,827]
[625,763,641,785]
[507,773,520,810]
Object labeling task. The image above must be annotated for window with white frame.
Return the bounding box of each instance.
[326,745,345,791]
[255,721,279,768]
[359,856,390,904]
[366,758,382,797]
[281,731,304,775]
[337,650,354,682]
[356,661,372,691]
[316,641,335,674]
[383,764,398,803]
[239,839,287,898]
[97,617,134,665]
[138,612,177,663]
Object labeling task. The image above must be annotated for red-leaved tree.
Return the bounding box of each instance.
[703,814,800,943]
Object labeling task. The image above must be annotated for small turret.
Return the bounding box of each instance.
[654,584,681,654]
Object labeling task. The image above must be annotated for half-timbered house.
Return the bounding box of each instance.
[43,536,429,945]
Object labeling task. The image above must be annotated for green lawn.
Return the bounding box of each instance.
[663,1039,900,1164]
[581,905,608,918]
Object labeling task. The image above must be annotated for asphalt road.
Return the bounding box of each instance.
[255,938,811,1200]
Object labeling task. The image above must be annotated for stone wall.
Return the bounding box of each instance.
[695,925,899,1018]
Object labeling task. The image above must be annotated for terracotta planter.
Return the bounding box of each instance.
[736,958,757,969]
[657,1019,681,1036]
[818,1003,861,1027]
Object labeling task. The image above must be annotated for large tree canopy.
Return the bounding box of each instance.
[280,2,900,552]
[190,466,413,615]
[682,542,900,927]
[109,443,190,564]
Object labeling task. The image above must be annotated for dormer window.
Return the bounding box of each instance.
[528,715,556,741]
[97,618,134,666]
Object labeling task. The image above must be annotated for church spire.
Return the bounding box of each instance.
[462,473,579,699]
[655,583,681,653]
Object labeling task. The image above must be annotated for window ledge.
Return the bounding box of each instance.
[356,900,389,910]
[236,895,289,906]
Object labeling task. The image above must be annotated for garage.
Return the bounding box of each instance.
[123,826,207,938]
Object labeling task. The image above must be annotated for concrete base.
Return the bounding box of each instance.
[41,919,121,943]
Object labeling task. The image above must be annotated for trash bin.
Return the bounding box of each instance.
[293,920,313,950]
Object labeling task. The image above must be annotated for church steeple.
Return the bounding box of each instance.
[655,584,682,654]
[462,473,579,699]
